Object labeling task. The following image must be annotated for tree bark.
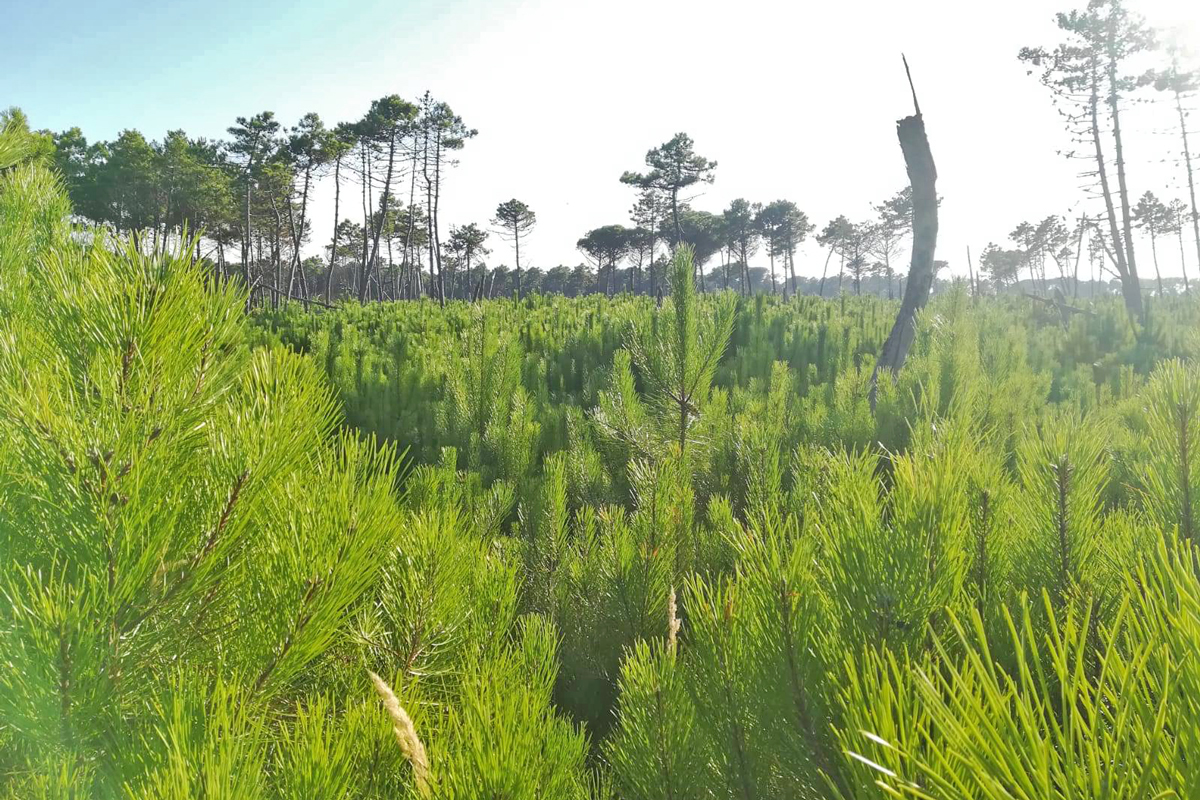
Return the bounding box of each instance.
[871,99,938,410]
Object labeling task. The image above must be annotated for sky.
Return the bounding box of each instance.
[4,0,1200,279]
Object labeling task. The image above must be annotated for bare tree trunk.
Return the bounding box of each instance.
[473,258,486,302]
[432,128,446,305]
[818,247,833,298]
[1177,87,1200,287]
[284,198,309,308]
[966,246,976,297]
[781,249,789,300]
[358,143,371,301]
[1072,216,1086,298]
[367,129,397,302]
[421,122,442,305]
[414,243,424,297]
[515,229,522,299]
[402,146,418,299]
[1090,60,1142,321]
[387,234,396,300]
[1150,230,1164,296]
[789,248,798,298]
[270,196,284,308]
[325,154,342,303]
[871,63,938,410]
[1177,224,1191,294]
[159,196,170,257]
[288,164,312,298]
[1106,21,1138,286]
[671,190,681,246]
[241,167,253,301]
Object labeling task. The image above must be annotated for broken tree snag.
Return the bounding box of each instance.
[870,57,939,410]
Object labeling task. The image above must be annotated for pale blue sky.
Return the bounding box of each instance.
[5,0,1199,277]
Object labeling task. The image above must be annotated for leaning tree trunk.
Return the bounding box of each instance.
[870,61,938,410]
[818,247,832,297]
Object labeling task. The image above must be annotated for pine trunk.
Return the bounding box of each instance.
[871,107,938,409]
[1177,88,1200,288]
[1090,60,1142,321]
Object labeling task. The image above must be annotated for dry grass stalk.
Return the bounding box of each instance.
[368,669,431,797]
[667,586,681,654]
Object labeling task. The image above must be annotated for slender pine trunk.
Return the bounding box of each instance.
[1107,30,1140,301]
[1176,87,1200,288]
[325,154,342,303]
[515,228,522,299]
[358,143,371,301]
[432,129,446,306]
[1177,224,1191,294]
[1090,58,1141,321]
[818,247,832,298]
[1150,230,1163,296]
[367,129,397,302]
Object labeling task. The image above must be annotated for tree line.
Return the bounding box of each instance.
[12,0,1199,313]
[1009,0,1200,318]
[30,108,932,303]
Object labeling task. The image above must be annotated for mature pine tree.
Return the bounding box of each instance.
[418,93,477,305]
[447,222,491,301]
[323,122,357,302]
[492,199,536,299]
[227,112,280,300]
[283,112,332,302]
[722,198,761,296]
[1151,50,1200,283]
[578,224,634,297]
[1133,191,1172,295]
[1020,0,1155,321]
[816,216,853,297]
[621,133,716,245]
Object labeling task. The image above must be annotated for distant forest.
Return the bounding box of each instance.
[7,0,1200,311]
